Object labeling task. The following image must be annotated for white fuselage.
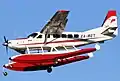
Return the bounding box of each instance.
[7,28,114,51]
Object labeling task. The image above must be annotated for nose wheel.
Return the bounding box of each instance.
[2,67,8,76]
[47,67,52,73]
[3,72,8,76]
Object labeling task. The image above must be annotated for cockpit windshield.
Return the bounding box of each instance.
[27,33,38,38]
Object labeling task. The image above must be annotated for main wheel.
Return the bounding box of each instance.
[3,72,8,76]
[47,67,52,73]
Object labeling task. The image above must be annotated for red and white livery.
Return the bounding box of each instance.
[2,10,118,76]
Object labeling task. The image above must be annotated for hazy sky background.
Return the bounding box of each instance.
[0,0,120,81]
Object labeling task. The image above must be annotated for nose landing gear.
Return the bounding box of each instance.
[3,72,8,76]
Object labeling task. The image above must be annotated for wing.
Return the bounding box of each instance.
[40,10,69,34]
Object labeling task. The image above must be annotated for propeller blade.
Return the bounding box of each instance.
[3,36,8,46]
[6,46,8,55]
[4,36,8,43]
[3,36,9,55]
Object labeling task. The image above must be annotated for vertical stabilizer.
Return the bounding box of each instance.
[101,10,118,36]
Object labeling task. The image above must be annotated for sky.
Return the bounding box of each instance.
[0,0,120,81]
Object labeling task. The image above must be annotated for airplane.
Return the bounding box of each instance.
[2,10,118,54]
[2,10,118,76]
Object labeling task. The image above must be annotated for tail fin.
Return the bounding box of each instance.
[101,10,118,36]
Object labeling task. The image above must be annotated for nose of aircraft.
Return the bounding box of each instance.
[2,42,8,46]
[3,36,8,43]
[3,39,13,48]
[2,36,9,47]
[3,65,6,68]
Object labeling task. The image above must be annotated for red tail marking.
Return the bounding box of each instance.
[102,10,116,26]
[105,10,116,21]
[58,10,69,12]
[111,19,115,23]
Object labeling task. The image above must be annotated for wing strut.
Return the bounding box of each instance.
[26,46,30,54]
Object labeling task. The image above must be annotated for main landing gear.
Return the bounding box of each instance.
[47,67,52,73]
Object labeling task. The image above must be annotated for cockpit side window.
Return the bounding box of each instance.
[27,33,38,38]
[37,35,42,38]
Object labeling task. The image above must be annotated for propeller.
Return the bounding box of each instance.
[2,36,10,76]
[3,36,9,54]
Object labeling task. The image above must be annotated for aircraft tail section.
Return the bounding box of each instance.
[101,10,118,36]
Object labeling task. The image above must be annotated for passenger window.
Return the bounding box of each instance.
[74,34,79,38]
[47,34,50,38]
[37,35,42,38]
[68,34,73,38]
[62,34,67,38]
[53,34,60,38]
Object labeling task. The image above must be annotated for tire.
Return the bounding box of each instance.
[47,67,52,73]
[3,72,8,76]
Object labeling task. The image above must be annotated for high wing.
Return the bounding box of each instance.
[40,10,69,34]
